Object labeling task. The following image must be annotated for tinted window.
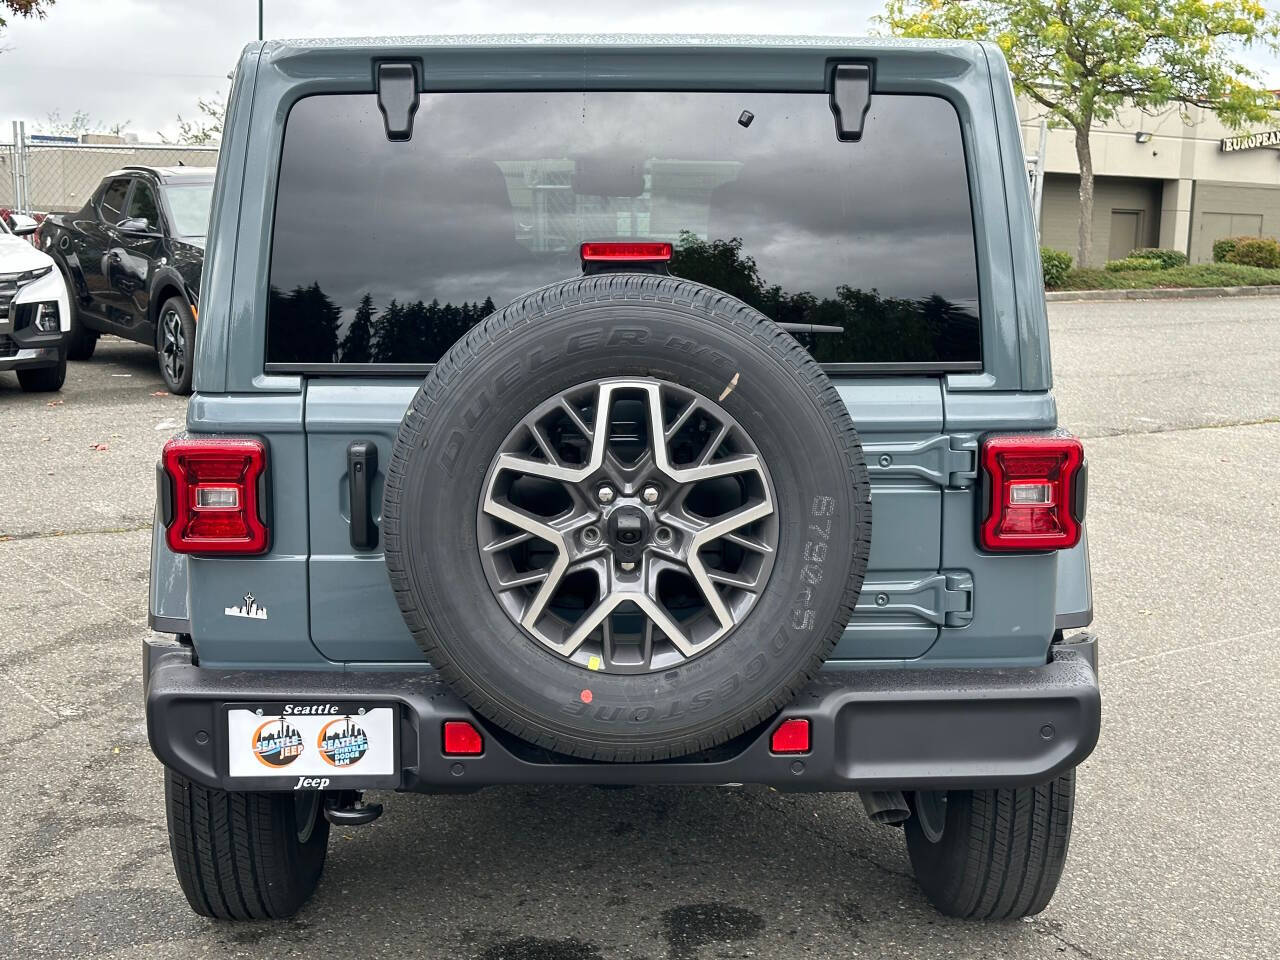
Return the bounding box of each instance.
[126,180,160,226]
[267,92,980,369]
[164,183,213,237]
[98,178,130,223]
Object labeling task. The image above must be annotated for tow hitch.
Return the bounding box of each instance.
[323,790,384,826]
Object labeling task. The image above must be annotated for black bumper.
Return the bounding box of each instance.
[144,635,1100,793]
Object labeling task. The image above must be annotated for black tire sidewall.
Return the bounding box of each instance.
[17,350,66,392]
[156,296,195,395]
[386,281,870,758]
[60,265,98,362]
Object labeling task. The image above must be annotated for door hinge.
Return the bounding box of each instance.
[865,435,977,489]
[856,572,973,628]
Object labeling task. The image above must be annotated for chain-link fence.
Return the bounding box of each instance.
[2,124,218,216]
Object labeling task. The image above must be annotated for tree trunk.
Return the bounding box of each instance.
[1074,124,1095,268]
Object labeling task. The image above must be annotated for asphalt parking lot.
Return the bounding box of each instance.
[2,297,1278,960]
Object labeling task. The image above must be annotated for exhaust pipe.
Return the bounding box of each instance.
[860,790,910,826]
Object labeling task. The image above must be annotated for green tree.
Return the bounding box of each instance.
[159,93,225,146]
[878,0,1280,266]
[338,293,376,363]
[1,0,54,29]
[36,109,130,138]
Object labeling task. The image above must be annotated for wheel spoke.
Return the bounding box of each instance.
[478,376,778,673]
[482,529,534,554]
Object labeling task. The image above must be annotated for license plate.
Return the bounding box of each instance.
[226,702,397,781]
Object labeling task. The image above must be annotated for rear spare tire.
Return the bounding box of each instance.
[384,274,871,761]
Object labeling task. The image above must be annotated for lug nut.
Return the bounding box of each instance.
[620,561,637,572]
[582,526,601,545]
[641,485,660,504]
[597,484,615,504]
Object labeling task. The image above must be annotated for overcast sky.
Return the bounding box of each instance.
[2,0,1278,141]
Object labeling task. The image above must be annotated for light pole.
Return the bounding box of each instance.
[258,0,263,41]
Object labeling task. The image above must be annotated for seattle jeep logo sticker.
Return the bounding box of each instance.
[252,718,305,767]
[317,717,370,767]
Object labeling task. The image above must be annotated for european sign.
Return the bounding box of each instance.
[1221,130,1280,152]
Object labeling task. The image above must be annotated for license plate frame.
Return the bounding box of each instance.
[222,700,400,791]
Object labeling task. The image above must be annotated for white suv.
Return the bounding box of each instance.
[0,213,70,392]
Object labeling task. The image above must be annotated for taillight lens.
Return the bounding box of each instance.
[162,437,269,554]
[980,435,1085,551]
[580,241,673,263]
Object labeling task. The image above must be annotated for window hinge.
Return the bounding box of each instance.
[377,61,420,142]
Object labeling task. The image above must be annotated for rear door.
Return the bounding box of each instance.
[268,85,980,663]
[77,176,130,322]
[111,178,165,338]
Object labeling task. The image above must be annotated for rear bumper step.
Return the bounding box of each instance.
[144,636,1100,793]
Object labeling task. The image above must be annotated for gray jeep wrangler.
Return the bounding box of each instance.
[145,35,1100,923]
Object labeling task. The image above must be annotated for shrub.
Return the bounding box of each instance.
[1224,235,1280,269]
[1040,247,1073,288]
[1213,236,1257,263]
[1128,247,1188,269]
[1104,257,1164,272]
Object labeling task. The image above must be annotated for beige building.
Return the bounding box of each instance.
[1019,99,1280,266]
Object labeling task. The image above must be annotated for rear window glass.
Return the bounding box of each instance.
[267,91,980,370]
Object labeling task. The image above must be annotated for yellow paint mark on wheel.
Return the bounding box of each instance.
[588,655,602,671]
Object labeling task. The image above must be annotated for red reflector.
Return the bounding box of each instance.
[770,718,810,754]
[162,437,268,555]
[442,720,484,755]
[580,241,673,262]
[980,435,1084,552]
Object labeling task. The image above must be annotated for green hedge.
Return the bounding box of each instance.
[1040,247,1072,288]
[1050,262,1280,291]
[1128,247,1188,269]
[1105,257,1164,272]
[1213,237,1246,263]
[1224,236,1280,269]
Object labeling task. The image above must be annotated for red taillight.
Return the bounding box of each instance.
[162,437,269,555]
[769,717,811,754]
[980,435,1085,552]
[580,241,673,263]
[442,720,484,755]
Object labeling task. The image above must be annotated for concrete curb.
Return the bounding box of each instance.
[1045,285,1280,303]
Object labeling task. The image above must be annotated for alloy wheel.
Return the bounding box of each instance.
[477,377,778,674]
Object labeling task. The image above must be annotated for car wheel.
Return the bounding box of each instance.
[164,768,330,920]
[54,265,99,361]
[904,771,1077,919]
[156,296,195,395]
[17,350,67,392]
[383,273,872,761]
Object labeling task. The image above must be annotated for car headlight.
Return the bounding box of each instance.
[16,264,53,284]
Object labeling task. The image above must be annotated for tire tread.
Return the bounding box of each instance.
[382,273,872,762]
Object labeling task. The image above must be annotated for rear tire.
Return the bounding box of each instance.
[905,771,1076,920]
[164,768,330,920]
[156,296,195,395]
[63,283,98,361]
[17,352,66,392]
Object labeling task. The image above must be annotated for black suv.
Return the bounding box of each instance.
[41,165,213,394]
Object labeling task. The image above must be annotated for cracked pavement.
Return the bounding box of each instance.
[2,298,1278,959]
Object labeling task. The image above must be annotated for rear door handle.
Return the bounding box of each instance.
[347,440,378,551]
